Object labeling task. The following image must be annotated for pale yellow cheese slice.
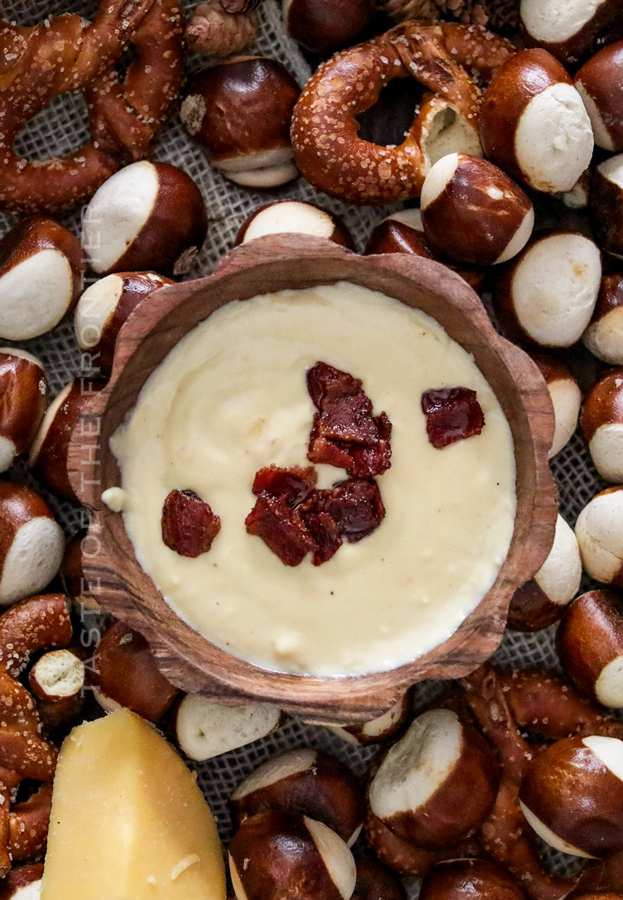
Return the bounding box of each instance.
[41,709,226,900]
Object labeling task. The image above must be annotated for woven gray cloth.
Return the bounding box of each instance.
[0,0,606,889]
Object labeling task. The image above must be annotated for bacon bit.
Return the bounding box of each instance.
[303,479,386,544]
[247,364,390,566]
[307,362,392,477]
[421,387,485,449]
[247,473,384,565]
[161,489,221,558]
[306,512,342,566]
[349,412,393,478]
[252,465,317,506]
[307,360,362,409]
[245,494,316,567]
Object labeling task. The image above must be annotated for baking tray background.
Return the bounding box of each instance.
[0,0,606,889]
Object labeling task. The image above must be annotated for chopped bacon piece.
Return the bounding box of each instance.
[307,429,354,471]
[306,512,343,566]
[307,362,392,477]
[307,361,362,408]
[421,387,485,449]
[252,465,317,506]
[349,412,393,478]
[161,489,221,558]
[246,364,390,566]
[245,494,317,567]
[247,476,384,566]
[302,479,385,544]
[315,391,380,445]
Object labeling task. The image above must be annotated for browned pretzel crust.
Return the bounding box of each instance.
[0,0,184,215]
[0,595,72,876]
[291,22,514,205]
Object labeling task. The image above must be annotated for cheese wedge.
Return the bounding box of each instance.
[41,709,226,900]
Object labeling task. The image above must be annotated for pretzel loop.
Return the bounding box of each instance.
[291,22,515,205]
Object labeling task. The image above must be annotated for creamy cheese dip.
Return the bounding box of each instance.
[111,282,516,677]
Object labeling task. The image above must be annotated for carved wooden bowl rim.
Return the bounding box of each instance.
[67,235,557,725]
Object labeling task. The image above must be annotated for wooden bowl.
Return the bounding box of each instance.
[68,235,557,725]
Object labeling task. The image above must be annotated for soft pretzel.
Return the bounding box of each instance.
[0,0,184,215]
[0,595,72,876]
[291,22,515,205]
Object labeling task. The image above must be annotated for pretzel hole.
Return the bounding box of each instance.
[115,44,138,80]
[357,79,423,147]
[14,91,90,162]
[13,780,39,805]
[421,105,482,172]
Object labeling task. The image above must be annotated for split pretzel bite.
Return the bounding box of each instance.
[0,595,73,876]
[291,23,515,205]
[461,665,623,900]
[0,0,184,215]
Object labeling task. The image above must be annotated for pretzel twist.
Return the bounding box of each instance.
[0,0,184,215]
[291,22,514,205]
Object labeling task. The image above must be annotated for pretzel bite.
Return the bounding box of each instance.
[576,487,623,588]
[508,514,581,632]
[283,0,374,53]
[519,735,623,858]
[520,0,623,67]
[0,350,47,473]
[558,590,623,709]
[420,859,527,900]
[74,272,173,375]
[82,162,208,277]
[175,697,283,761]
[365,209,486,293]
[351,860,406,900]
[91,621,178,723]
[181,58,301,190]
[575,41,623,152]
[229,810,357,900]
[368,709,499,850]
[581,368,623,482]
[29,378,106,501]
[235,202,354,248]
[493,231,602,348]
[420,154,534,266]
[583,274,623,365]
[530,353,581,458]
[480,49,594,195]
[0,217,83,340]
[0,484,64,606]
[330,691,411,746]
[232,749,364,846]
[591,154,623,259]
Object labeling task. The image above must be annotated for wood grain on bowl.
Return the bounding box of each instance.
[66,235,557,725]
